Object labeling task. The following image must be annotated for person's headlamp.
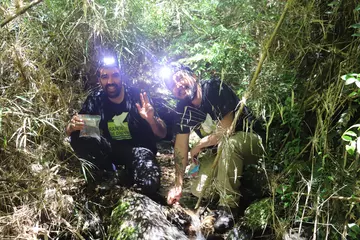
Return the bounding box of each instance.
[96,55,120,78]
[99,56,119,68]
[159,66,173,81]
[159,64,194,89]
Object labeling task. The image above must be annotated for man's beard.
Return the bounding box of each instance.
[105,84,122,98]
[180,84,197,105]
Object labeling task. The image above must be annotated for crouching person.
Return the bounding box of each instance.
[165,65,264,233]
[65,55,167,198]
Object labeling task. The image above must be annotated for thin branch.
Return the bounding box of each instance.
[0,0,44,28]
[195,0,294,209]
[0,178,33,182]
[293,192,360,203]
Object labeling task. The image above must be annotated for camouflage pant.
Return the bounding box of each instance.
[190,131,264,208]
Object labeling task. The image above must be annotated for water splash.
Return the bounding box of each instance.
[189,213,206,240]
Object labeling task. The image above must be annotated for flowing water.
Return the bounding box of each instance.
[189,213,206,240]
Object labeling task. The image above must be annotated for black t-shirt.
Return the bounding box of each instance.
[174,79,255,138]
[74,86,158,153]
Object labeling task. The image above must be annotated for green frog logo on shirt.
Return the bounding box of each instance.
[108,112,132,140]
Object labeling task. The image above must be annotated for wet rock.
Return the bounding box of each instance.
[283,231,307,240]
[108,190,188,240]
[283,227,311,240]
[226,227,253,240]
[166,205,193,235]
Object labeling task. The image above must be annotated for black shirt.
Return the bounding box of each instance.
[174,79,255,138]
[74,86,158,153]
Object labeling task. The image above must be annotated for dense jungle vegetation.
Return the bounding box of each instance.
[1,0,360,239]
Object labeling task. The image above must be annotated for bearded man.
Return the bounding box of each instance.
[165,65,264,233]
[66,56,167,197]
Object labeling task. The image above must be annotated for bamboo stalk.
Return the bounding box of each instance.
[195,0,294,209]
[0,0,44,28]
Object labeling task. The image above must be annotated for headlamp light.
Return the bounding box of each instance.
[159,63,194,89]
[96,55,120,78]
[99,55,119,68]
[103,57,116,66]
[159,66,172,80]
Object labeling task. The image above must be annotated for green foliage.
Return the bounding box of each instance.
[343,73,360,89]
[244,198,272,230]
[342,124,360,155]
[165,0,282,91]
[247,1,360,239]
[350,4,360,37]
[108,201,139,240]
[1,0,360,239]
[348,223,360,239]
[341,73,360,168]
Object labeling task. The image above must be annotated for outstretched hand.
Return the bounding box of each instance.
[66,114,84,136]
[136,92,155,122]
[167,185,182,205]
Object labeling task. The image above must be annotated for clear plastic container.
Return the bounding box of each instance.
[78,114,101,140]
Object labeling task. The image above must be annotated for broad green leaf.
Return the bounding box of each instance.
[345,78,357,85]
[348,223,360,233]
[348,232,357,239]
[350,23,360,29]
[356,5,360,11]
[346,144,355,155]
[342,73,358,80]
[327,1,339,7]
[342,135,353,141]
[345,131,357,137]
[354,225,360,234]
[357,137,360,154]
[348,92,358,97]
[352,33,360,37]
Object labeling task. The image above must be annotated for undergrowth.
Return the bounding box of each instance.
[0,0,360,239]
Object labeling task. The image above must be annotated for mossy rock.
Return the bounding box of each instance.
[243,198,272,231]
[108,190,188,240]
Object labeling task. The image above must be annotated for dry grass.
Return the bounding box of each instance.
[0,150,84,239]
[0,1,97,238]
[0,0,174,238]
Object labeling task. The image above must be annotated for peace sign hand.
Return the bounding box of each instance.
[136,92,155,123]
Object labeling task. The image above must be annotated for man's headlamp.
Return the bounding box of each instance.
[96,55,120,78]
[159,66,173,81]
[99,56,119,68]
[159,63,194,89]
[103,57,116,66]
